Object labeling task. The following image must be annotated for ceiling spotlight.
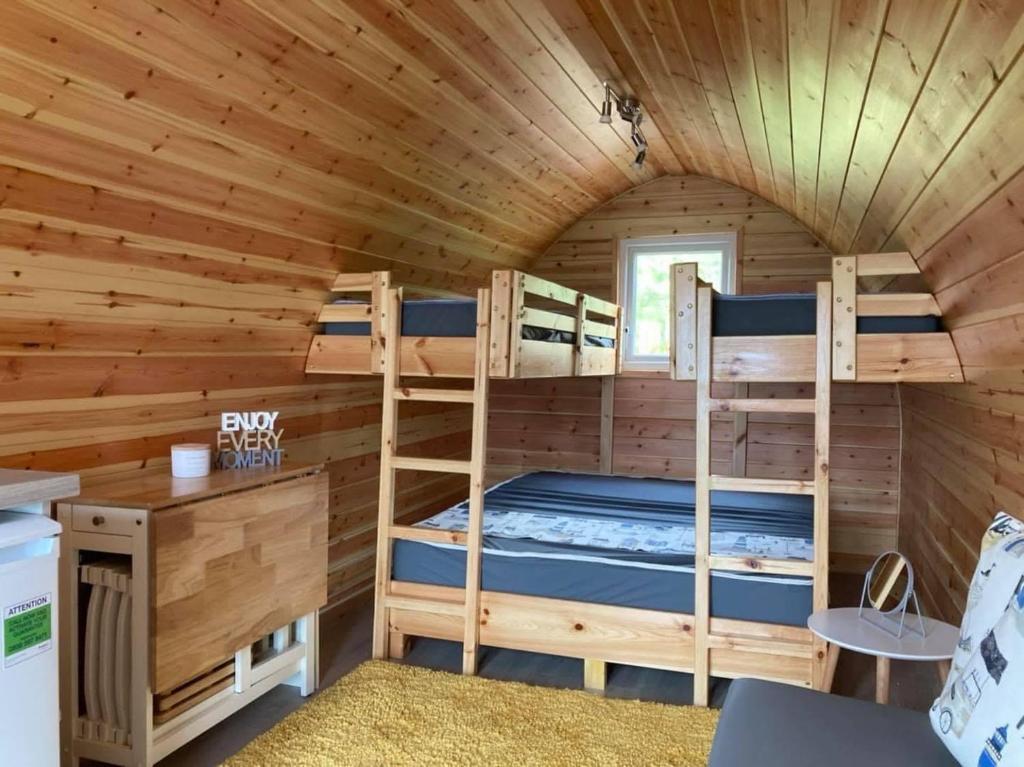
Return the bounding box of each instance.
[599,84,614,124]
[599,81,648,169]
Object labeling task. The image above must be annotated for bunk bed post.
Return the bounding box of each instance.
[670,263,698,381]
[574,293,589,376]
[490,271,513,377]
[370,271,392,374]
[832,256,857,381]
[693,285,714,707]
[371,287,403,660]
[508,271,526,377]
[462,288,492,675]
[600,376,615,473]
[614,305,624,374]
[813,281,832,688]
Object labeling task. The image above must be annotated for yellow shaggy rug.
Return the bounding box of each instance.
[224,660,718,766]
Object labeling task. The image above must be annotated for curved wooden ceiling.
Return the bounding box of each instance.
[2,0,1022,290]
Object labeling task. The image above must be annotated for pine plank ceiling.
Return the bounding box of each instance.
[2,0,1023,291]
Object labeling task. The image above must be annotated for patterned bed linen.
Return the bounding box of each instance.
[415,471,814,565]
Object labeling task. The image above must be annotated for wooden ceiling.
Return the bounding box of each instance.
[2,0,1022,289]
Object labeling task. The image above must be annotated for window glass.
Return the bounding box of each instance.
[619,235,736,368]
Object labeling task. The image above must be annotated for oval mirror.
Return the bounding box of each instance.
[868,551,911,613]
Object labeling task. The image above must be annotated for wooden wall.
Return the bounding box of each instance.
[898,167,1024,624]
[0,1,492,614]
[498,176,901,572]
[3,1,1020,625]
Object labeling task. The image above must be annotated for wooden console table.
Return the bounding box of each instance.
[57,463,328,766]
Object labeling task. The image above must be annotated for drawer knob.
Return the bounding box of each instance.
[92,515,105,527]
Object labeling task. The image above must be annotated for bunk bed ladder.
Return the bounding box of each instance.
[371,287,492,676]
[692,282,832,706]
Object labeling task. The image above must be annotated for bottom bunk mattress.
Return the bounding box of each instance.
[392,471,815,627]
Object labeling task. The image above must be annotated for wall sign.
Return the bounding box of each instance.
[216,411,284,469]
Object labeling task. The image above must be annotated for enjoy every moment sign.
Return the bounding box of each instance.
[216,411,284,469]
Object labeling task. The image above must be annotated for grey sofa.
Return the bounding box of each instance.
[708,678,957,766]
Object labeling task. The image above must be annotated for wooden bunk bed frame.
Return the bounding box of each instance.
[305,270,621,379]
[669,252,964,384]
[306,260,965,705]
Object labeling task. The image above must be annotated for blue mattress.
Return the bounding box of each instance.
[392,471,815,626]
[324,298,614,347]
[323,295,939,341]
[713,293,940,335]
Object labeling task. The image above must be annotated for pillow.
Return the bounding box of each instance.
[930,512,1024,765]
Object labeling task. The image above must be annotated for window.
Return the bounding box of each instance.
[618,233,737,369]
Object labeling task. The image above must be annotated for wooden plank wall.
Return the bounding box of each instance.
[898,166,1024,625]
[0,1,495,615]
[498,176,900,572]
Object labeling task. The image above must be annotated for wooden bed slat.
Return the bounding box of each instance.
[708,476,816,495]
[520,273,578,306]
[399,337,476,378]
[856,333,964,382]
[708,556,815,576]
[857,293,941,316]
[708,398,815,413]
[331,272,379,291]
[383,596,465,617]
[387,582,817,683]
[305,335,372,375]
[855,252,919,276]
[317,303,372,323]
[521,306,575,332]
[711,336,816,382]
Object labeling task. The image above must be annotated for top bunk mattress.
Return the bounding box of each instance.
[392,471,816,625]
[323,298,614,347]
[713,293,940,335]
[323,294,939,341]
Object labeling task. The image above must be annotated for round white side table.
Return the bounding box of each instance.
[807,606,959,705]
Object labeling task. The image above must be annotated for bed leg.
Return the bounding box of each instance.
[388,631,411,660]
[584,659,607,694]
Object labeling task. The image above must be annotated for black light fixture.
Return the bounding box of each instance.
[600,82,648,169]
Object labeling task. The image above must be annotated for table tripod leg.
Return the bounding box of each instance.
[875,656,890,704]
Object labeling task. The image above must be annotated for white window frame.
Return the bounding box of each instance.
[617,232,738,371]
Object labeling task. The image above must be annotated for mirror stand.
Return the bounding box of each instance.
[858,550,929,639]
[858,585,927,638]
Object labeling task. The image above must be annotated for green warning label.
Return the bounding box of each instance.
[3,593,52,669]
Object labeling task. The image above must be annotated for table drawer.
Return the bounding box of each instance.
[71,504,142,536]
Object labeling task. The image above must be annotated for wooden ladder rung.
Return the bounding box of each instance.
[391,456,473,474]
[389,524,468,545]
[394,387,475,403]
[383,595,465,616]
[708,555,815,576]
[708,398,815,414]
[709,476,816,495]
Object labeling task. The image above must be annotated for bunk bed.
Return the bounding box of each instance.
[304,259,965,706]
[669,253,964,384]
[305,270,621,379]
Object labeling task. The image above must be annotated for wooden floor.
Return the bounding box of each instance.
[155,575,946,766]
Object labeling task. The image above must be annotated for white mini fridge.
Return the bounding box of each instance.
[0,470,78,767]
[0,512,62,766]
